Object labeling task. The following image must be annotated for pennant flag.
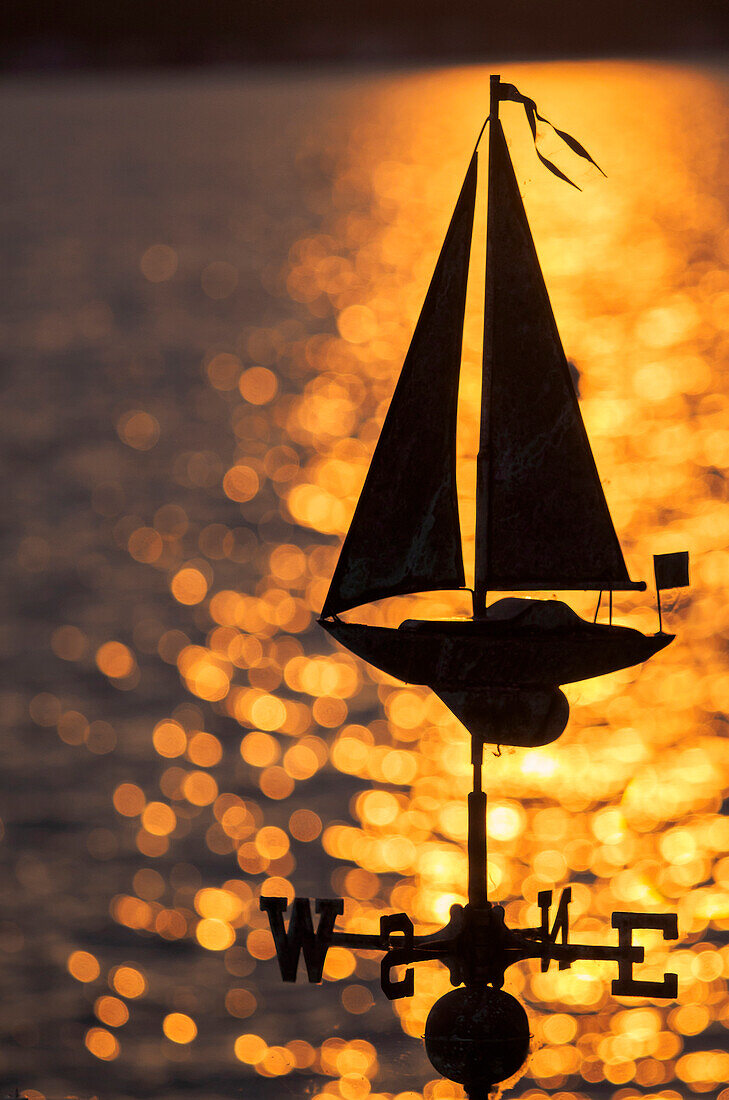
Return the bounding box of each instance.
[497,82,605,190]
[654,551,690,591]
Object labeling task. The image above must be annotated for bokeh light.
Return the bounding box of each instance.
[12,60,729,1100]
[68,950,100,983]
[163,1012,198,1044]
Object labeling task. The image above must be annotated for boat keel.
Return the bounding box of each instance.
[435,684,569,747]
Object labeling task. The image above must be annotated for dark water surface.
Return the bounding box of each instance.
[3,62,729,1100]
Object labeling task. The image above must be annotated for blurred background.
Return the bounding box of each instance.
[3,0,729,68]
[3,5,729,1100]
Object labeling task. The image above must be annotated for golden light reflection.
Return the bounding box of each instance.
[171,567,209,605]
[43,61,729,1098]
[140,243,178,283]
[84,1026,120,1061]
[95,641,136,680]
[110,965,147,999]
[163,1012,198,1043]
[67,950,100,983]
[116,409,160,451]
[94,995,129,1028]
[153,719,187,758]
[197,917,235,951]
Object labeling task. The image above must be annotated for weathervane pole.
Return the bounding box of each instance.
[468,736,488,908]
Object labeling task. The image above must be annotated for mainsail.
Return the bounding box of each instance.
[321,155,477,618]
[474,119,644,598]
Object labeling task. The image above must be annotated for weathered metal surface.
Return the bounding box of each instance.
[380,913,415,1000]
[259,892,679,1000]
[259,896,342,982]
[320,610,673,696]
[424,986,530,1094]
[320,156,476,618]
[468,790,488,906]
[436,685,568,746]
[612,912,679,997]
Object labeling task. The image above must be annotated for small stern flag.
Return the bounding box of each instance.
[654,551,690,592]
[654,551,689,633]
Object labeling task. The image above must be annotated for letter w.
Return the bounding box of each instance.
[260,897,343,982]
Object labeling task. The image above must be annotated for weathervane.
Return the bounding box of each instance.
[261,75,689,1096]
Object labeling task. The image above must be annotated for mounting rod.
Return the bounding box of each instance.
[473,73,501,621]
[468,737,488,909]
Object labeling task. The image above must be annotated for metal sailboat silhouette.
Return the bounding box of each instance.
[319,76,677,747]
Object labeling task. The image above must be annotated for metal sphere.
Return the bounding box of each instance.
[424,985,530,1094]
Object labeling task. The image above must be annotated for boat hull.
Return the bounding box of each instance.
[320,617,672,689]
[319,613,673,746]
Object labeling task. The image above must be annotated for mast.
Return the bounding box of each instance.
[473,74,500,620]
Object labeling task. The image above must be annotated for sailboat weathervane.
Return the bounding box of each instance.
[261,76,690,1096]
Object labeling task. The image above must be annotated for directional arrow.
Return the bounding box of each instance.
[260,890,678,1000]
[260,732,678,1003]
